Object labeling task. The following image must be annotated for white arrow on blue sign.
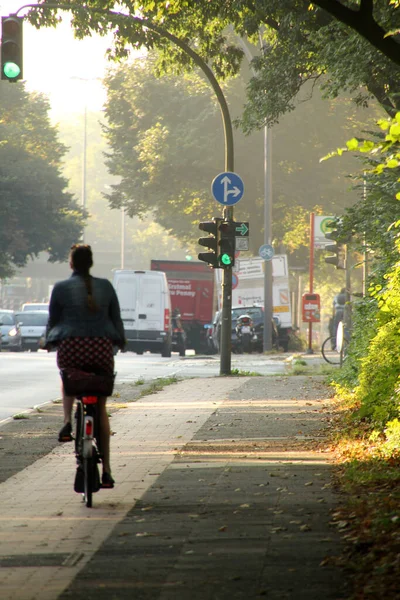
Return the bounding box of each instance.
[211,171,244,206]
[259,244,274,261]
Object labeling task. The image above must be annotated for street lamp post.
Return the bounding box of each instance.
[82,102,87,241]
[70,76,100,242]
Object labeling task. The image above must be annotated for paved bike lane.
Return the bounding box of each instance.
[0,376,348,599]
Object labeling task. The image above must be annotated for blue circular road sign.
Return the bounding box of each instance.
[211,172,244,206]
[259,244,274,261]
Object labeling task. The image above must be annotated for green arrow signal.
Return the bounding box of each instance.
[235,223,248,236]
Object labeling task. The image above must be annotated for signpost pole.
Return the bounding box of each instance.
[263,129,273,352]
[211,172,245,375]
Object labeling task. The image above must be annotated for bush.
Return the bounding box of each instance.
[355,317,400,425]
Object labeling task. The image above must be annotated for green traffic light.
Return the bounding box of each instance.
[3,61,20,78]
[220,253,233,266]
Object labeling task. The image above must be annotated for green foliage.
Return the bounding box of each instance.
[335,228,400,431]
[334,296,379,389]
[229,368,262,376]
[57,111,188,270]
[319,114,400,276]
[355,316,400,425]
[382,417,400,457]
[0,83,85,278]
[326,113,400,425]
[101,54,370,265]
[29,2,398,130]
[136,375,180,398]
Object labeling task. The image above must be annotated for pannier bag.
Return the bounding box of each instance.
[60,368,116,397]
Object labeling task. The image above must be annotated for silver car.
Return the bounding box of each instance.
[0,309,23,351]
[14,311,48,352]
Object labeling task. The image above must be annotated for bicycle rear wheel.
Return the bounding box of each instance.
[83,457,93,508]
[321,336,340,365]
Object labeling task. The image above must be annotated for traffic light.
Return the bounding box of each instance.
[1,15,23,81]
[198,218,222,268]
[325,228,346,269]
[218,220,235,268]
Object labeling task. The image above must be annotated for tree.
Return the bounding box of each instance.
[102,54,378,267]
[57,110,190,273]
[30,1,400,132]
[321,112,400,273]
[0,82,85,278]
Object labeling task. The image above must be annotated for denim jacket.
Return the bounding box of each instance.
[46,272,125,346]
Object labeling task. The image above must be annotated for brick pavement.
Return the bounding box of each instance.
[0,377,242,600]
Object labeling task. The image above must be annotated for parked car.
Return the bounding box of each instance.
[21,302,49,312]
[231,306,265,352]
[14,310,49,352]
[214,305,279,353]
[0,309,22,351]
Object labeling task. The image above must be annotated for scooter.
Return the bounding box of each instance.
[235,315,254,353]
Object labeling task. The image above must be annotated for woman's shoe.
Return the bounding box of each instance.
[58,422,73,442]
[101,472,115,489]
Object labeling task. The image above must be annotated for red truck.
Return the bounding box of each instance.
[150,260,215,354]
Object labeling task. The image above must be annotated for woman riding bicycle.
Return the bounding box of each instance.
[45,244,125,489]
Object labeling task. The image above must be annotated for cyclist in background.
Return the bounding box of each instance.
[333,288,346,336]
[45,244,125,489]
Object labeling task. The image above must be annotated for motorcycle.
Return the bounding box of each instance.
[235,314,254,353]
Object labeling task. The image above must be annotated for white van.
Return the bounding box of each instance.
[21,303,49,312]
[112,270,172,357]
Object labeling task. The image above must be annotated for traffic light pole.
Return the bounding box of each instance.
[15,2,235,374]
[220,206,234,375]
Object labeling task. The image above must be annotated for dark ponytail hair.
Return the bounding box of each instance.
[69,244,98,312]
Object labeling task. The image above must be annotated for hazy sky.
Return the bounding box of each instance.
[1,0,114,117]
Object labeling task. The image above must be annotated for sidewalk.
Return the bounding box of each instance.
[0,375,348,600]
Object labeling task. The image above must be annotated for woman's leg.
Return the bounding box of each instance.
[98,397,111,475]
[63,390,75,425]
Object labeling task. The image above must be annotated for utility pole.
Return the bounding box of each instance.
[237,35,273,352]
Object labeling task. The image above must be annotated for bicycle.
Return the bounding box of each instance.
[321,322,349,366]
[61,367,115,508]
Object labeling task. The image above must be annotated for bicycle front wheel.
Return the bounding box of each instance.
[321,337,341,365]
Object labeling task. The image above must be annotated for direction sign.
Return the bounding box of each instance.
[211,172,244,206]
[235,222,249,236]
[259,244,274,261]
